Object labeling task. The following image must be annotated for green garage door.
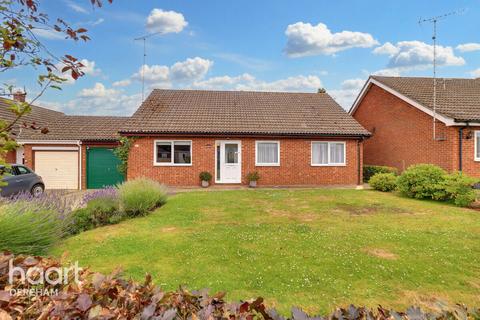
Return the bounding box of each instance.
[87,147,124,189]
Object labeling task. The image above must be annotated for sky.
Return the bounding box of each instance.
[6,0,480,116]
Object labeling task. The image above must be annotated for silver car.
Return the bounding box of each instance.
[0,164,45,197]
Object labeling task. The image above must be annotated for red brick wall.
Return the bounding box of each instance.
[5,150,16,163]
[127,136,363,186]
[352,84,457,172]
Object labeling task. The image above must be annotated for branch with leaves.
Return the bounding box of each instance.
[0,0,113,167]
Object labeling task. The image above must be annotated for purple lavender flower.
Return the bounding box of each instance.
[81,187,118,206]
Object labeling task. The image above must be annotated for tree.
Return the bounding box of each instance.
[0,0,112,167]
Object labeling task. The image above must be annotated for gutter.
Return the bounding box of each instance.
[118,131,372,139]
[458,122,470,172]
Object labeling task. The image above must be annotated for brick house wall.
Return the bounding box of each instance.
[5,150,16,163]
[127,136,364,186]
[352,84,480,177]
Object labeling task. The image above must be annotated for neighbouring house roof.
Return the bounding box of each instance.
[120,89,370,137]
[352,76,480,123]
[0,97,128,142]
[0,98,64,137]
[18,115,128,141]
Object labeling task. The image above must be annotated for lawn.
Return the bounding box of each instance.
[52,189,480,314]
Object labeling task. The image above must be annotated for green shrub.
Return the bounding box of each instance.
[369,173,397,192]
[0,201,64,255]
[247,171,260,182]
[118,178,168,217]
[199,171,212,181]
[438,172,478,207]
[67,197,121,235]
[363,165,398,182]
[397,164,447,199]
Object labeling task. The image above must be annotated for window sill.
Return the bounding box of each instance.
[255,163,280,167]
[153,163,192,167]
[311,163,346,167]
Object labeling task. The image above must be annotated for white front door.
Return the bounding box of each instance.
[216,141,241,183]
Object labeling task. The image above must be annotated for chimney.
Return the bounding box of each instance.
[13,91,26,103]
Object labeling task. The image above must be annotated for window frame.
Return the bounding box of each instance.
[153,140,193,166]
[255,140,280,166]
[311,141,346,167]
[475,131,480,162]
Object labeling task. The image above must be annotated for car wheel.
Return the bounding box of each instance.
[31,184,44,197]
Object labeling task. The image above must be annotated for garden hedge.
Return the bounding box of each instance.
[1,252,479,319]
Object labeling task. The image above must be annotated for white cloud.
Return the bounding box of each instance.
[193,73,322,92]
[329,78,366,109]
[284,22,378,57]
[78,82,118,98]
[146,8,188,34]
[372,42,399,56]
[112,79,132,87]
[128,56,213,88]
[65,1,89,14]
[91,18,105,26]
[456,43,480,52]
[55,59,101,84]
[469,68,480,78]
[132,65,170,85]
[170,57,213,82]
[32,28,65,40]
[373,41,465,73]
[372,69,401,77]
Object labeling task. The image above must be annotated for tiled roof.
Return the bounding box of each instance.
[372,76,480,122]
[0,98,127,141]
[0,98,64,137]
[121,89,370,136]
[18,115,128,141]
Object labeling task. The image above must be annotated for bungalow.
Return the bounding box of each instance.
[350,76,480,177]
[119,89,370,186]
[1,94,127,189]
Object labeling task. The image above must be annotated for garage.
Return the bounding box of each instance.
[34,150,79,189]
[86,147,124,189]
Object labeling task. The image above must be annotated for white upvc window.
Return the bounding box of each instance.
[475,131,480,161]
[255,141,280,166]
[311,141,346,166]
[154,140,192,166]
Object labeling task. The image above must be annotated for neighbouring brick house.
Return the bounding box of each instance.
[119,89,370,186]
[1,95,127,189]
[0,95,64,164]
[351,76,480,178]
[18,116,128,189]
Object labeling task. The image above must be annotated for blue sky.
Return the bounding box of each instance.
[8,0,480,115]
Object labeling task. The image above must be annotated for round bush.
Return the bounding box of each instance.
[397,164,447,199]
[363,165,398,183]
[369,173,397,192]
[118,178,168,217]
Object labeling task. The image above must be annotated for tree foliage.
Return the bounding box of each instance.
[0,0,112,167]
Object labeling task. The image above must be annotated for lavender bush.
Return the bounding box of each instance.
[67,187,122,235]
[81,186,118,206]
[0,196,67,255]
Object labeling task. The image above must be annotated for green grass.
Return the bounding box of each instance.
[52,189,480,314]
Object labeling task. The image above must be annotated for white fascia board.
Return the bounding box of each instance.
[17,140,82,145]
